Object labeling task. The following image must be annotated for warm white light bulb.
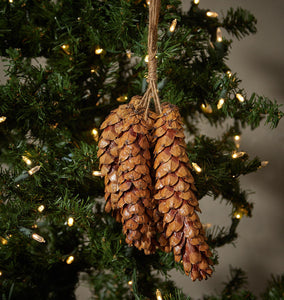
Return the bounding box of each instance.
[22,156,32,165]
[144,55,149,63]
[193,0,199,4]
[234,135,240,141]
[92,128,98,136]
[37,205,45,213]
[156,289,163,300]
[226,70,232,78]
[32,233,45,243]
[216,27,222,42]
[217,98,225,109]
[126,50,132,59]
[236,93,245,102]
[169,19,177,32]
[92,170,102,176]
[66,255,75,264]
[0,236,8,245]
[192,162,202,173]
[28,165,41,175]
[0,116,6,123]
[92,128,99,141]
[67,217,74,227]
[117,95,128,102]
[201,103,212,113]
[206,11,218,18]
[95,47,103,55]
[128,280,133,286]
[261,161,269,167]
[232,152,246,159]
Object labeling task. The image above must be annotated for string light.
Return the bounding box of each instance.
[216,27,222,42]
[169,19,177,32]
[146,0,150,5]
[91,128,99,141]
[156,289,163,300]
[90,67,98,74]
[128,280,133,286]
[32,233,46,243]
[0,271,2,276]
[0,236,8,245]
[0,116,6,123]
[206,11,218,18]
[144,55,149,63]
[236,93,245,102]
[9,0,13,3]
[217,98,225,109]
[234,135,240,148]
[126,50,132,59]
[201,103,213,113]
[234,211,243,219]
[28,165,41,175]
[22,156,32,165]
[61,44,70,55]
[226,70,232,78]
[233,207,248,220]
[95,47,103,55]
[192,162,202,173]
[66,255,75,264]
[117,95,128,102]
[37,205,45,213]
[261,161,269,167]
[193,0,199,4]
[232,151,246,159]
[67,217,74,227]
[92,170,102,176]
[234,135,240,141]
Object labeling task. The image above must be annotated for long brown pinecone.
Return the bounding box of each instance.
[114,96,159,254]
[117,97,158,254]
[97,104,132,222]
[153,103,213,281]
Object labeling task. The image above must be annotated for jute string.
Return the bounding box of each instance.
[142,0,162,118]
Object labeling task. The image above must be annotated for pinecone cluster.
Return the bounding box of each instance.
[98,96,213,281]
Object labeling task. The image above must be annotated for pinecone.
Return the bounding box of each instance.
[153,103,213,281]
[117,97,157,254]
[97,104,132,222]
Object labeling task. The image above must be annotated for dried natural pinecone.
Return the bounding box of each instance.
[153,103,213,281]
[97,104,132,222]
[117,97,157,254]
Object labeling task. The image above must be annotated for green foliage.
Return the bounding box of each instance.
[261,274,284,300]
[0,0,282,299]
[222,8,257,40]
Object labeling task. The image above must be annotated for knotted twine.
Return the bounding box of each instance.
[142,0,162,118]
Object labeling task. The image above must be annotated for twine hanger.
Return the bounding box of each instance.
[141,0,162,118]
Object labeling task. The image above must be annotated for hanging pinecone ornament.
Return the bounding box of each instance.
[117,97,158,255]
[97,104,132,222]
[153,103,213,281]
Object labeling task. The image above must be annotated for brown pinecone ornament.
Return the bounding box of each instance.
[97,104,132,222]
[117,97,157,255]
[153,103,213,281]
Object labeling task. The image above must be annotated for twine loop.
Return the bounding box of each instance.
[141,0,162,118]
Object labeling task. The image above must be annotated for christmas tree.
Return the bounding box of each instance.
[0,0,283,299]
